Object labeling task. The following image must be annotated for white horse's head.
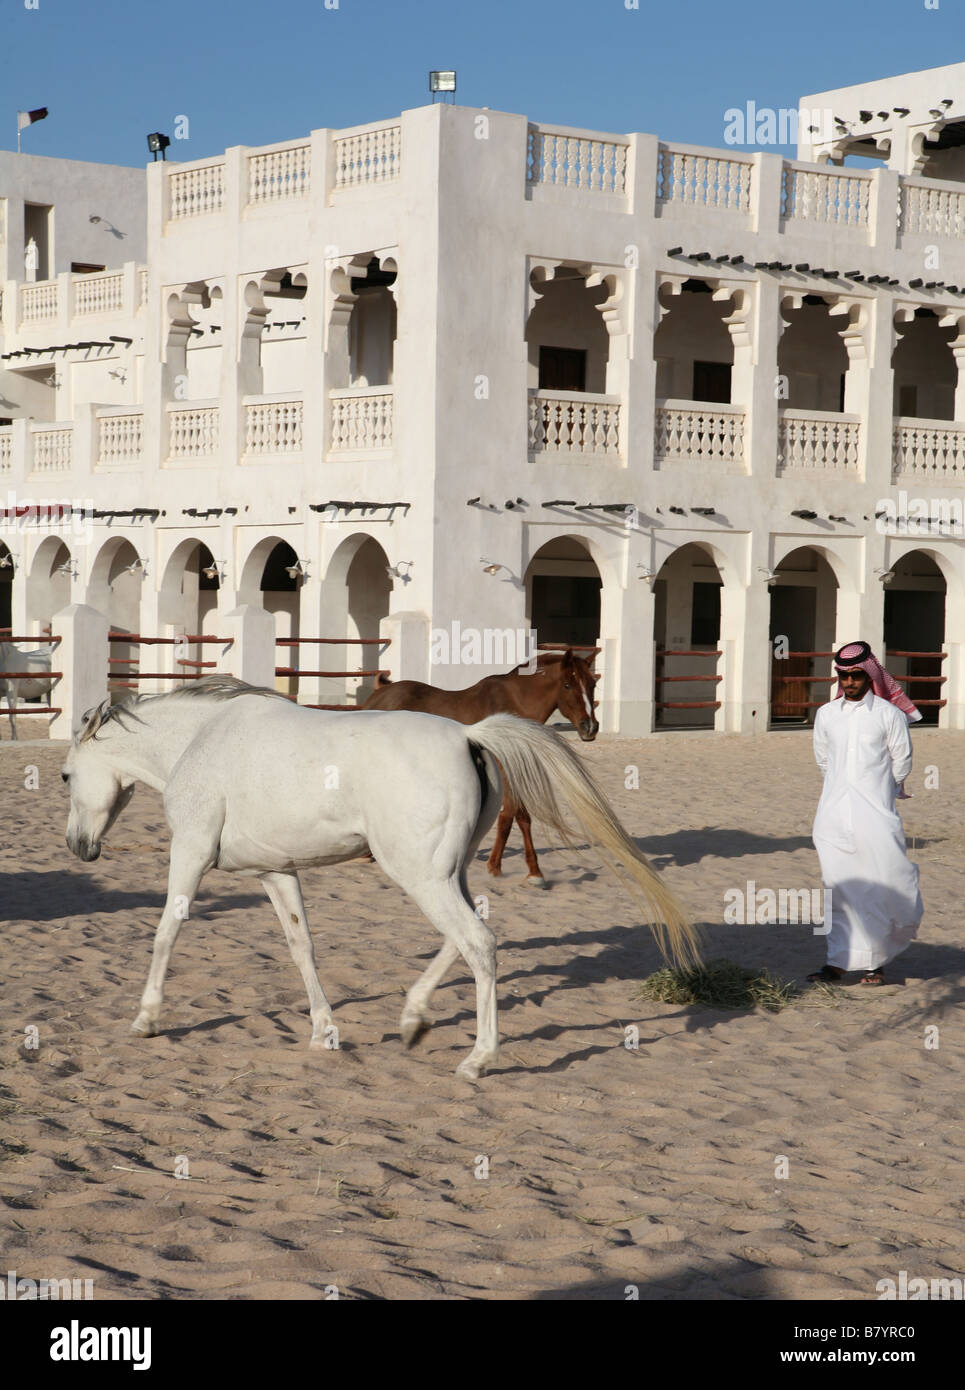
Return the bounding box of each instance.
[63,703,136,861]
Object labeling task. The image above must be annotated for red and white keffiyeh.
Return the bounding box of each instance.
[832,640,921,721]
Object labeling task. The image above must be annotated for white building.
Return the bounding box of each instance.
[2,63,965,734]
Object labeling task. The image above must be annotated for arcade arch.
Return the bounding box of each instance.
[653,542,724,729]
[884,550,947,726]
[769,546,839,725]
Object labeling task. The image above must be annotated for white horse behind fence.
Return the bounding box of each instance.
[61,676,699,1079]
[0,641,54,740]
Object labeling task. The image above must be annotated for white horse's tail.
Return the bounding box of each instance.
[465,714,701,969]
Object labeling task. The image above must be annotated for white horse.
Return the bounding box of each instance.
[62,677,698,1079]
[0,641,54,740]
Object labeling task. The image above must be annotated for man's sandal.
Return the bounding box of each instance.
[860,969,885,986]
[807,965,845,983]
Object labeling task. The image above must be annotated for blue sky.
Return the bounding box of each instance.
[1,0,960,166]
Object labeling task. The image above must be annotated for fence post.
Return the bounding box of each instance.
[220,604,275,687]
[380,610,429,683]
[48,602,109,739]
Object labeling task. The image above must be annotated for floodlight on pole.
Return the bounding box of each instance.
[147,132,170,161]
[429,71,456,103]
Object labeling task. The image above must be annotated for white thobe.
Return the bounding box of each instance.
[812,690,923,972]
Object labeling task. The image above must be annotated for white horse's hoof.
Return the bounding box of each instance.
[527,875,548,888]
[456,1053,496,1081]
[130,1015,157,1037]
[401,1016,431,1049]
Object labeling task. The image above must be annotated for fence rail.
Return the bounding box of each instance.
[0,632,62,721]
[655,647,722,712]
[107,632,229,689]
[274,636,391,709]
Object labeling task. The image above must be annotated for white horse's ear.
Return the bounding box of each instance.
[79,700,111,743]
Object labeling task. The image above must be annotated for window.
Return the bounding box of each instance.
[538,346,587,392]
[692,360,731,403]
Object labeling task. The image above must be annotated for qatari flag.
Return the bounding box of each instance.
[17,108,48,131]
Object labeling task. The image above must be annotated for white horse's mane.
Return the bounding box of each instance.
[78,675,285,743]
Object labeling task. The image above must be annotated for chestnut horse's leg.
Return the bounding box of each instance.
[515,804,546,887]
[486,791,546,887]
[486,788,516,878]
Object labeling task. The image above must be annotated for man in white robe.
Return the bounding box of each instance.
[808,652,923,985]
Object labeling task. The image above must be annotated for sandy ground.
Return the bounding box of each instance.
[1,723,964,1301]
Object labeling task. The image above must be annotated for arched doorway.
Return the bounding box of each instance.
[159,540,219,635]
[884,551,947,726]
[653,543,723,729]
[526,536,602,657]
[261,540,300,696]
[769,547,839,725]
[27,537,72,636]
[346,538,392,704]
[89,538,143,633]
[89,537,145,698]
[318,534,392,707]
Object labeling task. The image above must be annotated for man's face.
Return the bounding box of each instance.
[837,668,871,701]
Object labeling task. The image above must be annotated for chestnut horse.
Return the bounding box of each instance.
[361,649,598,884]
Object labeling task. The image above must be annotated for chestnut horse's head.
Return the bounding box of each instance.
[550,649,600,741]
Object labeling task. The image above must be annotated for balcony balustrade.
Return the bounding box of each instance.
[781,162,871,229]
[332,124,401,190]
[529,390,622,458]
[248,144,311,204]
[656,145,753,214]
[527,126,628,195]
[168,160,226,219]
[30,426,73,475]
[654,400,745,468]
[74,271,125,316]
[893,417,965,481]
[329,387,393,453]
[166,403,220,461]
[899,177,965,240]
[97,409,144,469]
[19,281,59,325]
[244,395,304,456]
[777,409,860,472]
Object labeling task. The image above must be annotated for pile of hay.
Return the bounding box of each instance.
[637,957,797,1013]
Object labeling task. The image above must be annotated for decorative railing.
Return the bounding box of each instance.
[656,145,752,213]
[168,161,226,219]
[527,127,628,194]
[248,144,311,204]
[899,177,965,240]
[777,409,860,471]
[31,427,73,474]
[74,271,124,316]
[138,268,149,307]
[781,162,870,228]
[167,403,220,460]
[20,280,59,324]
[97,409,144,467]
[0,427,12,472]
[654,400,746,466]
[244,395,304,455]
[529,390,622,456]
[329,387,393,451]
[892,417,965,481]
[332,125,401,189]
